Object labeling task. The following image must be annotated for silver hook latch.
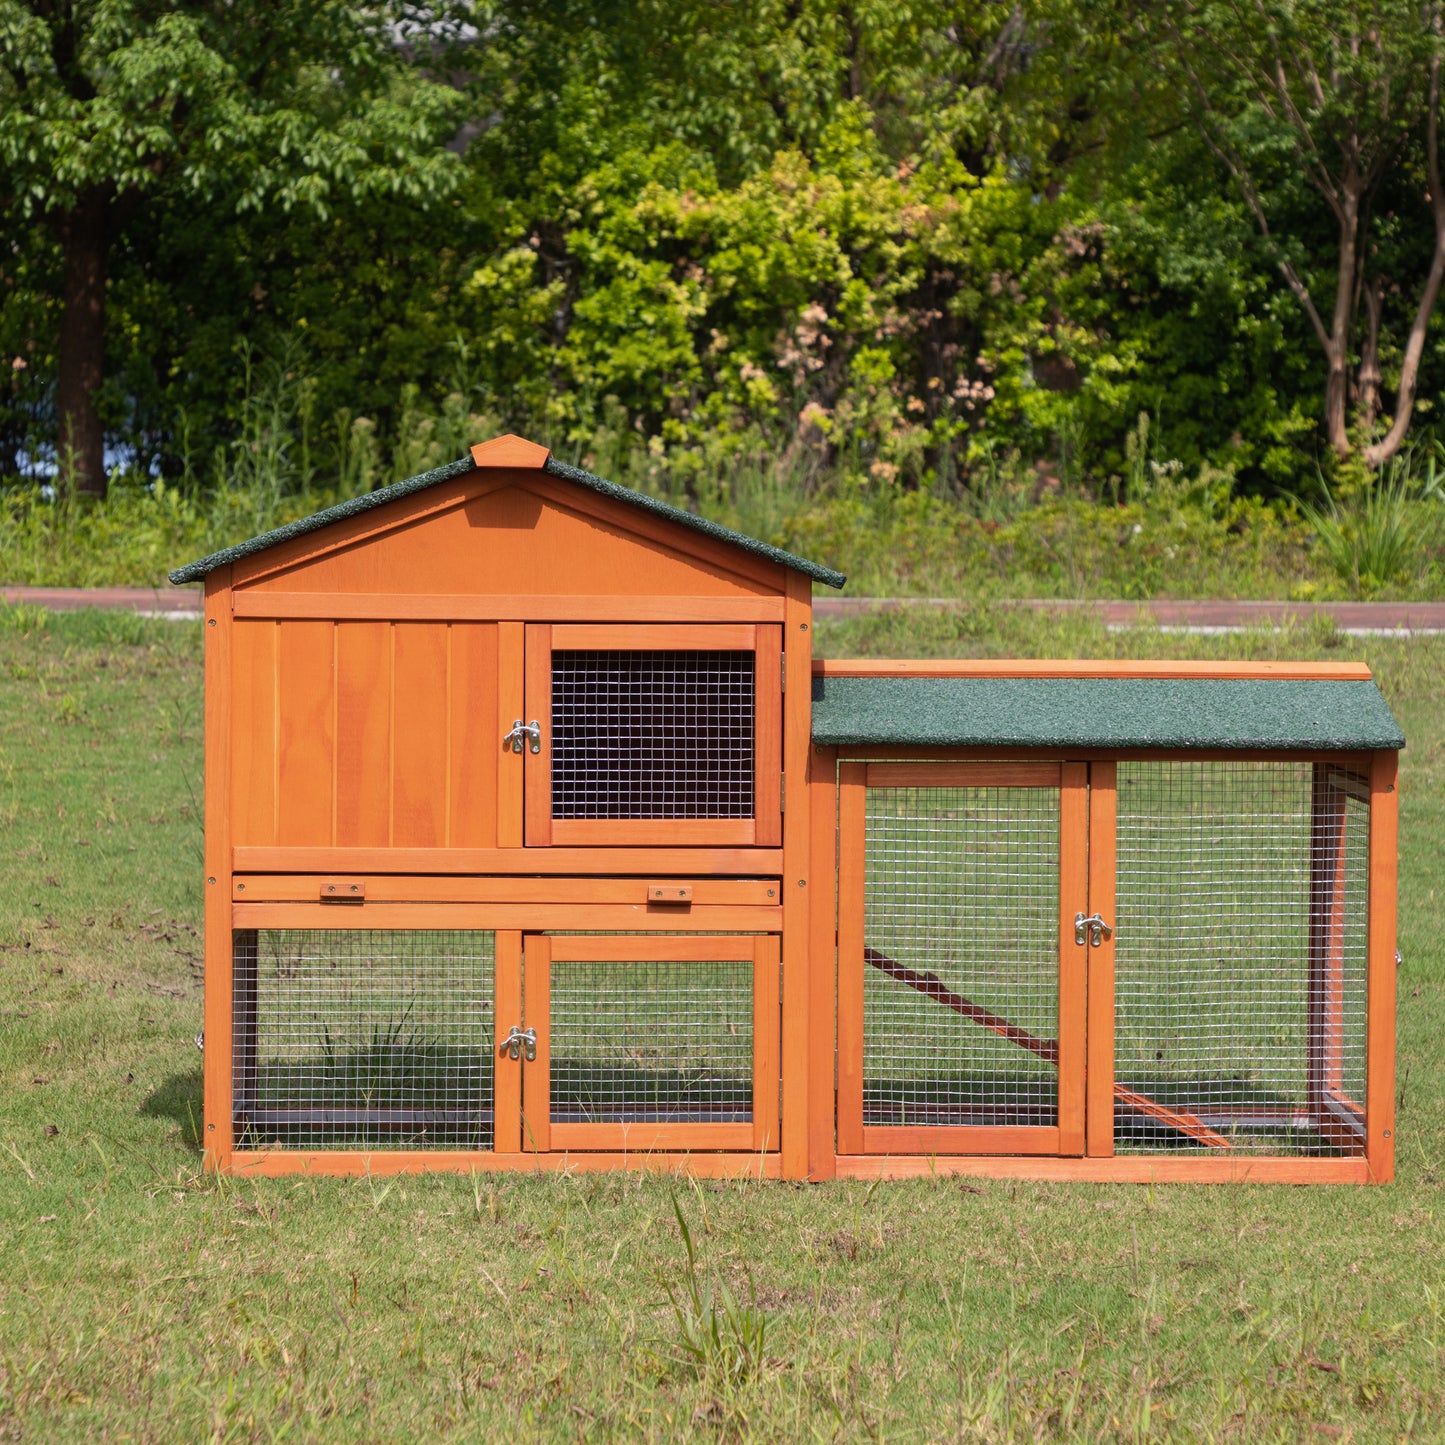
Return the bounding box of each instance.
[502,719,541,754]
[501,1025,537,1061]
[1074,912,1113,947]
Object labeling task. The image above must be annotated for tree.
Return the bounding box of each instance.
[1148,0,1444,466]
[0,1,464,497]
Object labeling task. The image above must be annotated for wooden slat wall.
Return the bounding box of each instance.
[233,619,500,850]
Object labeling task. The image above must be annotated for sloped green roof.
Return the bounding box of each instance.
[811,676,1404,750]
[169,453,846,588]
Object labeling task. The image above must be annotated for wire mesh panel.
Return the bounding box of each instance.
[1113,762,1368,1156]
[862,784,1062,1129]
[546,956,754,1125]
[232,930,495,1150]
[550,650,755,819]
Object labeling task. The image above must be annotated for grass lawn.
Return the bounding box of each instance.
[0,602,1442,1442]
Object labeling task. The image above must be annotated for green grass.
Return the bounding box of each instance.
[6,470,1445,599]
[1,604,1443,1441]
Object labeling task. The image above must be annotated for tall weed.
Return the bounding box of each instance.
[1301,451,1439,595]
[662,1193,768,1387]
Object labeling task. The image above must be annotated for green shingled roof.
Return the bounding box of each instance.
[168,453,846,588]
[810,676,1404,751]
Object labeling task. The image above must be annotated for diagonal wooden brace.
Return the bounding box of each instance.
[863,947,1232,1151]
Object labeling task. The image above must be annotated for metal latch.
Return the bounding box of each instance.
[1074,911,1113,947]
[501,1025,537,1061]
[503,719,541,754]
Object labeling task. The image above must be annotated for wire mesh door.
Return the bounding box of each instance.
[516,935,781,1153]
[522,624,782,847]
[1098,759,1371,1158]
[231,928,500,1152]
[837,762,1088,1156]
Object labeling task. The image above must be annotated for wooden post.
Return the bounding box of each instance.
[807,745,838,1179]
[203,567,234,1171]
[1366,750,1399,1183]
[779,573,814,1179]
[835,763,867,1157]
[1057,762,1089,1155]
[1085,761,1117,1157]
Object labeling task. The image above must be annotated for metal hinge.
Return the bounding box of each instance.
[1074,912,1113,947]
[503,719,541,754]
[500,1025,537,1061]
[780,653,786,693]
[780,773,785,813]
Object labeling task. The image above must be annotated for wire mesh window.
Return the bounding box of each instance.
[546,957,754,1124]
[1113,762,1368,1157]
[550,650,755,819]
[232,930,495,1150]
[862,786,1061,1128]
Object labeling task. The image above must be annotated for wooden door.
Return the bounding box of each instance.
[837,762,1088,1156]
[521,624,783,847]
[516,934,781,1153]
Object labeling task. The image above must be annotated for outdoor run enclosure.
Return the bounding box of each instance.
[174,434,1404,1184]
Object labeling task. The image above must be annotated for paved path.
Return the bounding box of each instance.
[5,586,1445,634]
[2,585,204,617]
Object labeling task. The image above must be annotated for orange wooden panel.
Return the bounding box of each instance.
[865,762,1061,790]
[233,903,783,932]
[834,1155,1373,1184]
[860,1126,1063,1156]
[524,473,789,595]
[275,621,336,846]
[227,1151,784,1178]
[814,659,1374,681]
[549,622,761,651]
[493,931,522,1154]
[807,747,839,1180]
[1086,761,1118,1157]
[246,478,779,600]
[546,934,758,962]
[470,434,550,468]
[233,845,786,874]
[550,1124,757,1151]
[230,619,276,847]
[390,623,449,847]
[522,936,551,1154]
[1057,761,1088,1156]
[522,623,552,846]
[449,623,500,848]
[334,622,391,848]
[233,591,787,623]
[203,570,235,1170]
[753,625,783,848]
[496,623,525,848]
[233,877,782,905]
[753,936,782,1152]
[835,762,868,1156]
[233,469,501,587]
[1366,750,1398,1183]
[779,580,814,1180]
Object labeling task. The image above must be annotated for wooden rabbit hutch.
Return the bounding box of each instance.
[173,434,1404,1184]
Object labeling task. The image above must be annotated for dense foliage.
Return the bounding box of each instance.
[1,0,1443,512]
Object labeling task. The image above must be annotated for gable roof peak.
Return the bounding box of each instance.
[169,433,846,589]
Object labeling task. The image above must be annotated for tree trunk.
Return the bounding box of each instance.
[55,186,110,500]
[1363,48,1445,469]
[1356,277,1384,431]
[1323,183,1361,459]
